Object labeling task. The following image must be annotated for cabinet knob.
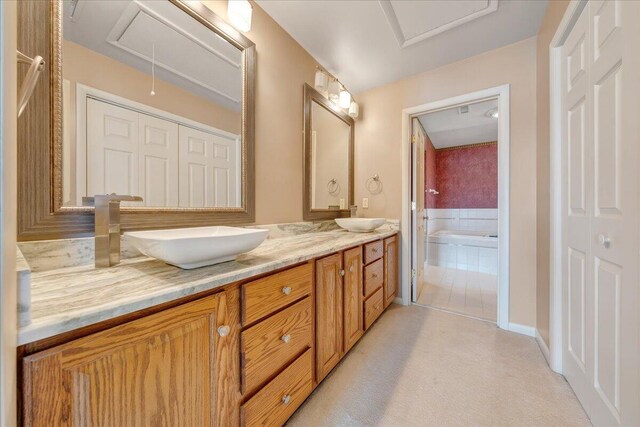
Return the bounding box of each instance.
[349,265,354,273]
[372,248,378,253]
[282,394,291,405]
[281,334,291,343]
[339,269,345,277]
[217,325,230,337]
[282,286,292,295]
[374,304,380,310]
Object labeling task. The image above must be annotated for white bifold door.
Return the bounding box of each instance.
[561,1,640,425]
[86,98,239,207]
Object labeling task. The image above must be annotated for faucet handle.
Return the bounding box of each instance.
[84,194,144,206]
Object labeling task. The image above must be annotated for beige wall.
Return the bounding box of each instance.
[536,0,570,346]
[355,38,538,327]
[202,1,320,224]
[63,39,241,134]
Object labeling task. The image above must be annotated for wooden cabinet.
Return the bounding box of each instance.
[383,235,399,308]
[19,233,399,427]
[21,288,241,427]
[343,247,364,353]
[315,253,344,382]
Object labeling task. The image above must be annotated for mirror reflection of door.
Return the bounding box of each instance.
[310,101,351,210]
[61,0,243,208]
[412,118,426,302]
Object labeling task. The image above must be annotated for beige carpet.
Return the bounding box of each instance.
[287,305,590,427]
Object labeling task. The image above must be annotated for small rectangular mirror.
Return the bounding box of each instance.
[303,84,354,220]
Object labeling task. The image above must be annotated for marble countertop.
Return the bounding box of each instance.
[18,229,397,345]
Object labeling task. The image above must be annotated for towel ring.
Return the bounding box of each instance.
[327,178,340,195]
[366,174,383,195]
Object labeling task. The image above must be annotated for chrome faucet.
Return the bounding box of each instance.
[349,205,358,218]
[89,194,143,267]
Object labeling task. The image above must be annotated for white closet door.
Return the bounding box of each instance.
[87,98,139,198]
[562,1,640,425]
[178,125,238,208]
[138,113,178,207]
[211,133,238,207]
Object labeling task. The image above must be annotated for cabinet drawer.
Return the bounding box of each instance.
[242,263,313,325]
[364,287,384,330]
[363,258,384,298]
[241,349,313,427]
[364,240,383,265]
[241,298,312,394]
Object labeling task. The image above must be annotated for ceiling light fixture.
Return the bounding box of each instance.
[227,0,252,32]
[485,107,499,119]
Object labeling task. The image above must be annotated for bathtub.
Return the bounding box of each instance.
[426,230,498,274]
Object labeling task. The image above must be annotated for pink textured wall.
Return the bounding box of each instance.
[424,134,437,208]
[434,143,497,208]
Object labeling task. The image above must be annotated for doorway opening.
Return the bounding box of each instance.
[413,99,499,322]
[400,85,510,330]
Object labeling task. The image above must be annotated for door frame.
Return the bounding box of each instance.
[400,84,511,331]
[548,0,588,375]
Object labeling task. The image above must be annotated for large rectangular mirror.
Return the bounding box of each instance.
[17,0,255,240]
[303,84,354,220]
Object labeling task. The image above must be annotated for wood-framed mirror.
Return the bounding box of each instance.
[303,84,354,221]
[17,0,255,241]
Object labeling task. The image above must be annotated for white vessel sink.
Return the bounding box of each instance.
[335,218,386,233]
[125,226,269,269]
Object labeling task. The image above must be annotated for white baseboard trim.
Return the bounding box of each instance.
[393,297,404,306]
[507,322,536,337]
[535,329,551,365]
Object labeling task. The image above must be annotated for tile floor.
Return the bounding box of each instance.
[287,305,590,427]
[416,264,497,322]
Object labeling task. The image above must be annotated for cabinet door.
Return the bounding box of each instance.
[22,289,241,427]
[315,253,343,382]
[384,235,399,308]
[343,247,363,353]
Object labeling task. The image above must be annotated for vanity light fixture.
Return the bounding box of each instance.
[228,0,253,32]
[339,89,352,109]
[348,101,359,118]
[485,107,499,119]
[314,69,329,94]
[328,80,341,104]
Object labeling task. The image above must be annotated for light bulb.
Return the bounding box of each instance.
[228,0,252,32]
[339,90,351,109]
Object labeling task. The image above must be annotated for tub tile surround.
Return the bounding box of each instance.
[17,220,399,345]
[427,208,498,234]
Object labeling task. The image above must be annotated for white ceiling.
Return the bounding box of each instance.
[256,0,547,93]
[63,0,242,111]
[418,99,498,149]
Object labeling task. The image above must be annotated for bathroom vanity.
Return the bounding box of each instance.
[17,229,399,426]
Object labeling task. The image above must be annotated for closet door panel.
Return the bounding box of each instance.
[138,114,178,207]
[86,99,139,198]
[178,126,215,208]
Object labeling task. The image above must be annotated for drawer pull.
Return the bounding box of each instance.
[339,269,345,277]
[282,394,292,405]
[282,286,292,295]
[372,248,379,253]
[217,325,230,337]
[374,304,380,310]
[281,334,291,344]
[371,273,378,279]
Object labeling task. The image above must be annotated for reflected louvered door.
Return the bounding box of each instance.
[561,1,640,425]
